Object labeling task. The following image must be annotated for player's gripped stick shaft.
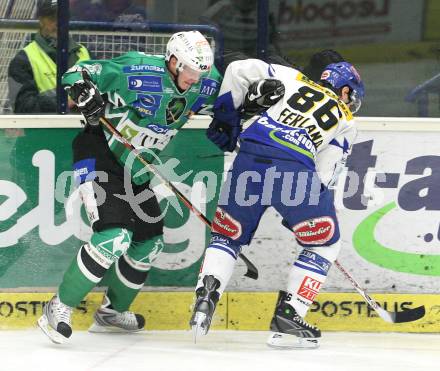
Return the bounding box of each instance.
[99,116,259,280]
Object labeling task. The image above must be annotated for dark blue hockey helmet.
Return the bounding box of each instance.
[320,62,365,113]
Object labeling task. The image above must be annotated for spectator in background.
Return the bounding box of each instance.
[7,0,90,113]
[201,0,281,57]
[70,0,147,23]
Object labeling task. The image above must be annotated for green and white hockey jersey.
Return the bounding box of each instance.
[62,51,222,184]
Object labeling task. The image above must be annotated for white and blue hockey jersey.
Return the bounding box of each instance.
[220,59,357,185]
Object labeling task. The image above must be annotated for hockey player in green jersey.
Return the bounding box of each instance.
[38,30,222,344]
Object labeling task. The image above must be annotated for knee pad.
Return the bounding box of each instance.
[126,235,165,267]
[77,228,132,283]
[90,227,132,262]
[114,235,164,290]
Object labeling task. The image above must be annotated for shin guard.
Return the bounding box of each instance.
[196,234,240,296]
[59,228,132,307]
[106,235,164,312]
[285,241,341,317]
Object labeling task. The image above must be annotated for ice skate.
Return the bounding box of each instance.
[88,295,145,333]
[190,275,220,342]
[267,291,321,349]
[38,295,73,344]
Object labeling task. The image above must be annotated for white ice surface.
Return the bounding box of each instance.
[1,330,440,371]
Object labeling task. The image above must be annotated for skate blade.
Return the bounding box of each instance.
[191,312,208,343]
[37,315,69,345]
[88,322,144,334]
[266,332,320,350]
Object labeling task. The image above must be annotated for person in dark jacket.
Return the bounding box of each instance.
[7,0,90,113]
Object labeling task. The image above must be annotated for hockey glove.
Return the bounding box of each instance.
[207,104,241,152]
[66,70,105,126]
[243,79,285,116]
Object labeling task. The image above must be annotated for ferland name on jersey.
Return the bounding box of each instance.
[277,108,324,149]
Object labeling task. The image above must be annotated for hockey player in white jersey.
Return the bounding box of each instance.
[190,59,365,349]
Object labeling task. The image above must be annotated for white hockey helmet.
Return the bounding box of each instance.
[165,30,214,75]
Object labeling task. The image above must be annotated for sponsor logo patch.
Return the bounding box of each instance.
[128,75,163,92]
[123,64,165,73]
[133,94,162,117]
[146,123,171,134]
[293,216,335,244]
[138,94,161,108]
[297,276,322,302]
[211,208,242,240]
[200,78,219,96]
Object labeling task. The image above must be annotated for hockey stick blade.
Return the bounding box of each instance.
[362,291,425,323]
[393,305,425,323]
[373,298,425,324]
[238,253,258,280]
[335,260,426,323]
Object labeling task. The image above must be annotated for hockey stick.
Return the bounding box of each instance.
[334,260,425,323]
[98,116,258,280]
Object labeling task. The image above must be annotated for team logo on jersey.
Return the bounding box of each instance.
[292,217,335,245]
[211,208,242,240]
[128,75,163,92]
[297,276,322,302]
[165,97,187,124]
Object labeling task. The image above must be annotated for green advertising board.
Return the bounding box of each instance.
[0,127,223,288]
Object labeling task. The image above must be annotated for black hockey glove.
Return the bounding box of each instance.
[243,79,285,116]
[66,70,105,126]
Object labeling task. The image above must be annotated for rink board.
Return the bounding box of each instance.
[2,116,440,333]
[0,292,438,333]
[2,116,440,293]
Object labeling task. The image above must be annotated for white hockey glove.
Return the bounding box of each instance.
[130,124,177,151]
[66,70,105,126]
[243,79,285,116]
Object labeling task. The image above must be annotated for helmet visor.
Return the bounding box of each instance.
[180,63,210,81]
[347,90,362,114]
